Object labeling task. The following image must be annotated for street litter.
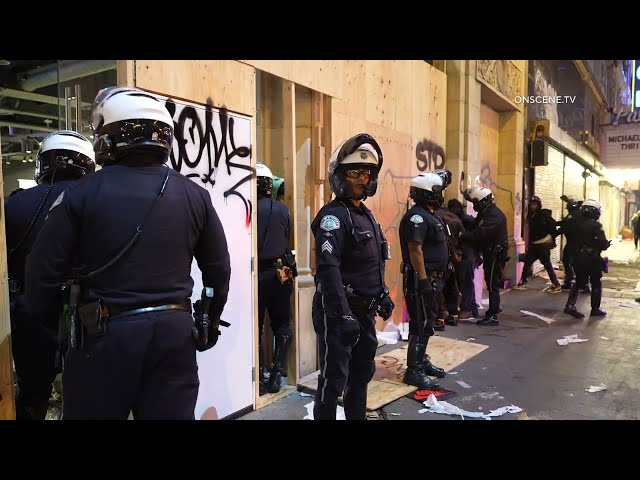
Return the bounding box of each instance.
[419,394,522,420]
[456,380,472,389]
[448,371,459,375]
[585,384,607,393]
[376,331,399,346]
[466,338,476,342]
[557,334,589,346]
[389,413,401,416]
[299,392,314,397]
[303,401,345,420]
[600,336,609,340]
[520,310,554,325]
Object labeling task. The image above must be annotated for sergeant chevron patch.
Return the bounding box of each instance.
[321,240,333,254]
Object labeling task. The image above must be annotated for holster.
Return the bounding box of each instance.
[77,299,109,338]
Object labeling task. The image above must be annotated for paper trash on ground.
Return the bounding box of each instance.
[420,394,522,420]
[299,392,314,397]
[520,310,554,325]
[376,331,399,346]
[557,334,589,346]
[585,384,607,393]
[448,371,459,375]
[303,401,345,420]
[456,380,472,389]
[466,338,476,342]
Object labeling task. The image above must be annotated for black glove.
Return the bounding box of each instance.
[417,278,433,295]
[193,299,220,352]
[377,296,395,320]
[340,314,361,347]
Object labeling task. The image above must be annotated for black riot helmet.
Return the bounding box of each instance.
[581,199,602,220]
[328,133,383,200]
[34,130,96,184]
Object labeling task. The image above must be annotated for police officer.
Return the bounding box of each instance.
[436,198,464,328]
[256,162,293,395]
[557,196,584,291]
[563,199,610,318]
[399,170,452,389]
[513,196,562,293]
[460,187,508,326]
[25,86,231,420]
[5,130,96,420]
[311,133,394,420]
[447,199,480,318]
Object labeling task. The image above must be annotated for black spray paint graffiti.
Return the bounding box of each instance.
[415,138,446,172]
[165,98,254,226]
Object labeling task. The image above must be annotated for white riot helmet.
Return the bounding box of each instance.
[327,133,383,199]
[463,187,494,212]
[90,86,174,165]
[410,169,452,207]
[580,198,602,219]
[256,162,273,198]
[34,130,96,184]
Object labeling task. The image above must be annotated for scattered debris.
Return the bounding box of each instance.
[520,310,554,325]
[419,394,522,420]
[303,401,345,420]
[557,334,589,346]
[376,331,399,346]
[448,371,459,375]
[299,392,314,397]
[456,380,472,389]
[585,384,607,393]
[389,413,401,416]
[466,338,476,342]
[600,336,609,340]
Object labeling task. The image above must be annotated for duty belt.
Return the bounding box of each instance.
[401,262,444,278]
[107,302,191,320]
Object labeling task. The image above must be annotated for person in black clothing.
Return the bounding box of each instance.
[399,170,452,389]
[311,133,394,420]
[460,187,509,326]
[435,202,464,329]
[256,162,293,395]
[447,199,480,318]
[563,199,611,318]
[25,86,231,420]
[5,130,96,420]
[513,196,562,293]
[557,196,585,291]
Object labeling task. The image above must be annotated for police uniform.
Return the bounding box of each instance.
[257,194,292,393]
[311,199,388,420]
[5,180,77,419]
[557,209,585,289]
[564,213,610,318]
[25,155,231,419]
[461,202,508,323]
[399,204,448,387]
[436,206,464,326]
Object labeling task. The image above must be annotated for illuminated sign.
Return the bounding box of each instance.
[633,60,640,111]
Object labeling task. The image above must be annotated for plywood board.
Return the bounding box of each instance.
[136,60,256,116]
[297,336,488,412]
[365,60,395,129]
[393,60,414,135]
[240,61,343,100]
[255,385,297,411]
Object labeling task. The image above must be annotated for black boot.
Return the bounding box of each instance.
[343,384,368,420]
[564,285,584,318]
[268,333,290,393]
[422,353,446,378]
[590,288,606,317]
[445,314,459,326]
[313,398,337,420]
[403,335,440,389]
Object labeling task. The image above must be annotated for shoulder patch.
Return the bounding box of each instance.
[410,214,424,224]
[48,192,65,212]
[320,215,340,231]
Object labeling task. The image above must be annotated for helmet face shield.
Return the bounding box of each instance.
[328,133,383,199]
